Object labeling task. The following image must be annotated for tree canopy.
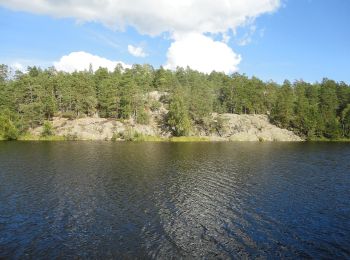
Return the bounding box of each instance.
[0,64,349,140]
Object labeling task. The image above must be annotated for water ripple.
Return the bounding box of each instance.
[0,142,349,259]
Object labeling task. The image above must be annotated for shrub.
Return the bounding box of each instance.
[167,94,192,136]
[136,110,150,125]
[150,100,161,112]
[206,116,228,136]
[111,132,123,141]
[41,121,54,137]
[0,114,19,140]
[118,128,143,141]
[3,124,19,140]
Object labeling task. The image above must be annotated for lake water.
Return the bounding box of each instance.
[0,142,349,259]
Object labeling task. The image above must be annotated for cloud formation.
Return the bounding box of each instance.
[0,0,280,35]
[128,45,147,58]
[53,51,130,72]
[166,33,241,74]
[0,0,281,73]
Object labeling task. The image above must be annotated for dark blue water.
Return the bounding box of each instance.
[0,142,349,259]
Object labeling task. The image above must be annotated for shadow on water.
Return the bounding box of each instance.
[0,142,349,258]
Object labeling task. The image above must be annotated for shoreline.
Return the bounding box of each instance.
[1,134,350,142]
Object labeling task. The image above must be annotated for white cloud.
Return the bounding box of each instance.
[0,0,281,74]
[238,25,257,46]
[53,51,130,73]
[127,45,147,58]
[0,0,280,36]
[165,33,241,74]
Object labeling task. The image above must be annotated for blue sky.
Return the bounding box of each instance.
[0,0,349,83]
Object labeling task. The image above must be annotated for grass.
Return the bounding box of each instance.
[307,137,350,142]
[39,136,66,141]
[169,136,210,142]
[112,132,211,142]
[17,134,66,141]
[134,135,167,142]
[3,132,348,142]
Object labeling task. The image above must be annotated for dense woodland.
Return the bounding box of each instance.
[0,64,349,140]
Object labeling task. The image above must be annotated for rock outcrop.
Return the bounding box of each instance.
[30,91,302,141]
[31,114,302,141]
[205,114,302,141]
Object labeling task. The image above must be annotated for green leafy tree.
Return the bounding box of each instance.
[319,79,340,138]
[0,111,20,140]
[270,80,295,128]
[292,82,319,138]
[341,104,350,137]
[167,90,191,136]
[97,78,119,118]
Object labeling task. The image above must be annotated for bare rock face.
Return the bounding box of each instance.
[31,113,302,141]
[30,91,302,141]
[208,114,302,141]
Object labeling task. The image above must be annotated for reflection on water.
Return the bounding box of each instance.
[0,142,349,258]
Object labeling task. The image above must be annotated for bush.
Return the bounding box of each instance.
[136,110,150,125]
[150,100,161,112]
[117,128,142,141]
[111,132,123,141]
[41,121,54,137]
[212,116,227,136]
[167,94,192,136]
[0,114,19,140]
[3,124,19,140]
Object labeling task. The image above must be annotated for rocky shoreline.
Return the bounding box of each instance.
[25,91,302,142]
[29,114,302,142]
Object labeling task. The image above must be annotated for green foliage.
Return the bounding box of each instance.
[118,128,141,141]
[270,80,295,128]
[41,121,54,137]
[153,66,173,91]
[201,115,228,136]
[0,62,349,141]
[212,116,228,136]
[167,90,192,136]
[136,109,150,125]
[189,80,213,122]
[97,78,119,118]
[341,104,350,137]
[149,100,161,111]
[169,136,210,142]
[292,82,318,138]
[111,132,121,141]
[0,114,19,140]
[0,109,21,140]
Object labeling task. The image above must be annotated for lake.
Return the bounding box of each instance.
[0,142,349,259]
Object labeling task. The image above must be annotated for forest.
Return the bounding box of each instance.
[0,63,349,140]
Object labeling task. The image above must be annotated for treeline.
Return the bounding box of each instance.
[0,64,349,140]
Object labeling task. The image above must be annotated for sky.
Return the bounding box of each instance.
[0,0,349,83]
